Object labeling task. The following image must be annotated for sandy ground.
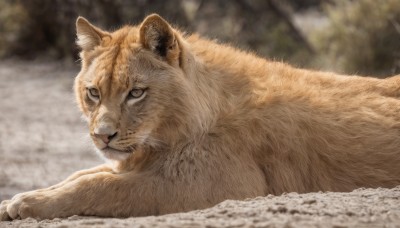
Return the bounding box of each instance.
[0,60,399,227]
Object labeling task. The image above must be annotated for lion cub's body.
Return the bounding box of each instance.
[1,14,399,220]
[191,35,400,192]
[188,36,400,193]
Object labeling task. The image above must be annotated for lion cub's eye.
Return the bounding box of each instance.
[129,88,145,99]
[87,88,100,101]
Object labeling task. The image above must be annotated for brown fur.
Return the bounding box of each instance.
[1,14,400,221]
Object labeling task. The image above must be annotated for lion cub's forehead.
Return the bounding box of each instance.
[104,26,140,48]
[86,26,144,92]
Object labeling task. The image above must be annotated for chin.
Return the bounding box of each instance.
[95,146,132,161]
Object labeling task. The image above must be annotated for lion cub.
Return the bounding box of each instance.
[1,14,399,220]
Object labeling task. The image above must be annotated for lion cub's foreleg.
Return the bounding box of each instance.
[0,169,166,220]
[40,164,114,191]
[0,164,114,220]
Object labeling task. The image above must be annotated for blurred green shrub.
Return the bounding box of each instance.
[0,1,28,57]
[0,0,126,59]
[314,0,400,76]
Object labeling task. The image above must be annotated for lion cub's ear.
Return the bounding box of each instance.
[76,17,108,51]
[139,14,180,64]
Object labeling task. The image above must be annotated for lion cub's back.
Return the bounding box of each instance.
[251,68,400,192]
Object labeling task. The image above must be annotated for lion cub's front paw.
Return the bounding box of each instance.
[0,200,11,221]
[3,192,48,220]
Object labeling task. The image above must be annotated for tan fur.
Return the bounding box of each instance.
[1,14,400,221]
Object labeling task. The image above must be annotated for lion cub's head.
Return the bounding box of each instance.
[74,14,190,160]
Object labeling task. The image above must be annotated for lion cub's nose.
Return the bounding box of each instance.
[95,132,117,144]
[94,124,118,144]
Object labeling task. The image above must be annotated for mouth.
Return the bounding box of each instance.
[97,146,134,161]
[101,146,131,153]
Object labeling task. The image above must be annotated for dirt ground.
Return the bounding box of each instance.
[0,60,399,227]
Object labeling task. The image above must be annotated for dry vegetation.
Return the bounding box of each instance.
[313,0,400,76]
[0,0,399,76]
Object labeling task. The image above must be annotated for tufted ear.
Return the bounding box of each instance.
[139,14,180,63]
[76,16,108,51]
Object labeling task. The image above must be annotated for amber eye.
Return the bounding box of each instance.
[87,88,100,100]
[129,88,145,99]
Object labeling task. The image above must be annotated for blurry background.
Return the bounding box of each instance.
[0,0,399,76]
[0,0,400,201]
